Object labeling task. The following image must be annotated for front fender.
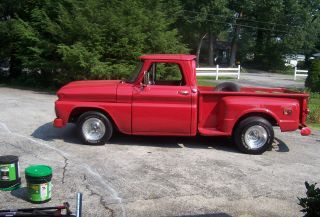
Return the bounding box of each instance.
[54,101,132,134]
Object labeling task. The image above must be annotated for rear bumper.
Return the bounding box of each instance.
[53,118,65,128]
[299,125,311,136]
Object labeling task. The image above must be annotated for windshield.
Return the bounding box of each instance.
[126,61,144,83]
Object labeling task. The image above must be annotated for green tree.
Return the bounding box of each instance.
[178,0,231,66]
[228,0,256,66]
[0,0,188,86]
[298,182,320,217]
[237,0,320,69]
[305,60,320,92]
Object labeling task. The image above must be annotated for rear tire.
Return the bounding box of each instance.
[77,111,113,145]
[233,116,274,154]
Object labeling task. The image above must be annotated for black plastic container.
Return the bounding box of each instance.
[0,155,21,191]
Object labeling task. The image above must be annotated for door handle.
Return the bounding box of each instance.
[178,90,189,95]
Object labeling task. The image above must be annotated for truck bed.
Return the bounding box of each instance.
[197,85,309,136]
[199,85,307,97]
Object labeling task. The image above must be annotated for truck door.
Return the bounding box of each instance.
[132,61,192,135]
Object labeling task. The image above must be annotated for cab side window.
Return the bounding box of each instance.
[145,62,185,86]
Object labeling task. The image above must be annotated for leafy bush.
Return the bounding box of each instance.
[307,92,320,124]
[298,182,320,217]
[308,104,320,124]
[0,0,188,87]
[305,60,320,93]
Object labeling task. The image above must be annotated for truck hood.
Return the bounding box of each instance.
[57,80,121,102]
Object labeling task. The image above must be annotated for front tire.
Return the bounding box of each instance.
[233,116,274,154]
[77,111,113,145]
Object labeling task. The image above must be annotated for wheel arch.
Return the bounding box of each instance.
[69,107,119,131]
[232,111,278,135]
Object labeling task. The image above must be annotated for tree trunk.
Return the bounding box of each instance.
[208,32,216,66]
[254,29,264,64]
[229,12,242,67]
[196,33,207,67]
[9,55,22,79]
[264,32,272,68]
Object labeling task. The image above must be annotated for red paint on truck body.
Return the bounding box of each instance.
[54,54,311,137]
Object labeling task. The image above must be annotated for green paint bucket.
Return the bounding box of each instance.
[25,165,52,203]
[0,155,21,191]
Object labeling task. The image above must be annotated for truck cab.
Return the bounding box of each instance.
[54,54,311,154]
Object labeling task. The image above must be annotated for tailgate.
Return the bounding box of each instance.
[300,95,310,126]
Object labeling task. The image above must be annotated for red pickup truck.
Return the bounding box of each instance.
[54,54,311,154]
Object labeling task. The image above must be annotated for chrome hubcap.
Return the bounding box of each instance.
[82,118,106,141]
[244,125,268,150]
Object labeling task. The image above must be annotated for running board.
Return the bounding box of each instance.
[198,127,230,136]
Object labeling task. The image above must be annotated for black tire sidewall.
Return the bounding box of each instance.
[234,117,274,154]
[77,111,113,145]
[214,82,240,92]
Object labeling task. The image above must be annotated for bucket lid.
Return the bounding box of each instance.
[25,165,52,178]
[0,155,18,164]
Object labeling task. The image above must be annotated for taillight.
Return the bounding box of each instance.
[301,98,308,125]
[283,108,293,115]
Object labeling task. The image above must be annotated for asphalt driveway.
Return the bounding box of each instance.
[0,87,319,217]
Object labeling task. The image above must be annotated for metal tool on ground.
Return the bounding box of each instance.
[75,192,82,217]
[0,192,83,217]
[0,202,71,217]
[25,165,52,203]
[0,155,21,191]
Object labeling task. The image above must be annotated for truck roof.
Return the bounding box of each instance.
[139,54,196,61]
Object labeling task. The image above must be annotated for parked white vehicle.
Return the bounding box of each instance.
[283,54,305,67]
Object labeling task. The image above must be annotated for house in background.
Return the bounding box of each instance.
[311,53,320,59]
[198,38,232,67]
[283,54,305,67]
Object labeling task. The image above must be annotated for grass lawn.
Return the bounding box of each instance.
[308,123,320,130]
[196,77,219,86]
[196,76,235,80]
[196,79,217,86]
[307,92,320,130]
[196,76,236,86]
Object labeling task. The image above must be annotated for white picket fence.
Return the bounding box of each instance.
[196,65,241,80]
[294,67,308,80]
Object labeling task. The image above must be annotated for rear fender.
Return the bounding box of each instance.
[218,96,300,134]
[232,110,279,132]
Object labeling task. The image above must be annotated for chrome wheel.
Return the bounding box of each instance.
[82,118,106,141]
[244,125,268,150]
